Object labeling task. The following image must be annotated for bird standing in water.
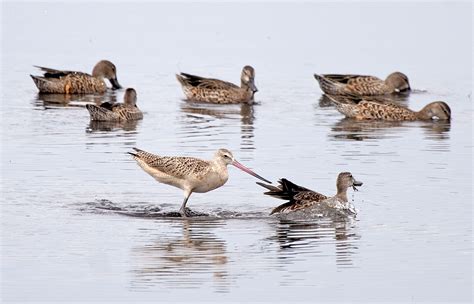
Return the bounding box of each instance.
[129,148,271,217]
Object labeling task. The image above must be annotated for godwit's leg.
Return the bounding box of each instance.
[179,191,192,218]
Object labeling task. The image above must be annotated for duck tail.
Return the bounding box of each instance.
[314,74,345,95]
[257,178,302,201]
[86,104,117,121]
[30,75,47,90]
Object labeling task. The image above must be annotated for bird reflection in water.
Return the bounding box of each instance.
[86,119,141,132]
[34,91,118,109]
[130,220,229,292]
[318,93,410,109]
[179,101,255,151]
[330,118,451,141]
[272,217,360,268]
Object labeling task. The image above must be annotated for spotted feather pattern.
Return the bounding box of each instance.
[86,103,142,121]
[327,95,417,121]
[31,72,107,94]
[130,148,212,180]
[315,74,393,96]
[258,179,329,214]
[176,73,254,104]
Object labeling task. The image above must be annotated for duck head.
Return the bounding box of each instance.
[336,172,363,201]
[241,65,258,93]
[123,88,137,106]
[92,60,122,90]
[386,72,410,93]
[417,101,451,121]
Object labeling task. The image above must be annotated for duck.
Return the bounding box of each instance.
[86,88,142,121]
[257,172,363,215]
[176,65,258,104]
[31,60,122,94]
[314,72,410,96]
[326,94,451,121]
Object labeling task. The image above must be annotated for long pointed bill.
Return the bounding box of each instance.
[232,160,271,184]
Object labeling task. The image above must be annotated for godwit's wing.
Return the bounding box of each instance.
[129,148,211,181]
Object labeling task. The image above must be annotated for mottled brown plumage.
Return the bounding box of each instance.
[176,66,258,104]
[257,172,363,215]
[86,88,143,121]
[31,60,122,94]
[327,95,451,121]
[129,148,270,217]
[314,72,410,96]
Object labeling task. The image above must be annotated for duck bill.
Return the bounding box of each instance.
[232,160,271,184]
[249,81,258,93]
[352,180,363,191]
[109,77,122,90]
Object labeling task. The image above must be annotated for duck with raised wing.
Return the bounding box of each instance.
[31,60,122,94]
[326,95,451,121]
[129,148,270,217]
[86,88,143,121]
[176,66,258,104]
[257,172,363,216]
[314,72,410,96]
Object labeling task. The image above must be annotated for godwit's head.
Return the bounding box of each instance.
[385,71,410,93]
[92,60,122,90]
[214,149,271,183]
[336,172,363,194]
[241,65,258,93]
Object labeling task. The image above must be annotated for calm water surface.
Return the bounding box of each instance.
[1,2,472,303]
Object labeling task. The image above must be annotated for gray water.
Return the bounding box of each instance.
[1,2,472,303]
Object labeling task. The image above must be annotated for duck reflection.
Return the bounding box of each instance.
[272,217,359,268]
[330,118,451,141]
[34,91,118,109]
[86,119,141,132]
[131,220,229,291]
[179,101,255,150]
[318,93,409,109]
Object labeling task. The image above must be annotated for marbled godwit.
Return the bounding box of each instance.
[257,172,363,215]
[31,60,122,94]
[176,65,258,104]
[314,72,410,96]
[326,95,451,121]
[86,88,143,121]
[129,148,270,217]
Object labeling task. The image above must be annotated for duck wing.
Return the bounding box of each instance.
[322,74,372,84]
[34,65,89,78]
[178,73,239,90]
[257,178,328,214]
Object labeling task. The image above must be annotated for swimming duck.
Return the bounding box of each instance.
[314,72,410,96]
[257,172,363,215]
[176,66,258,104]
[86,88,143,121]
[327,95,451,121]
[31,60,122,94]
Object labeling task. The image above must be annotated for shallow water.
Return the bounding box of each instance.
[1,2,472,303]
